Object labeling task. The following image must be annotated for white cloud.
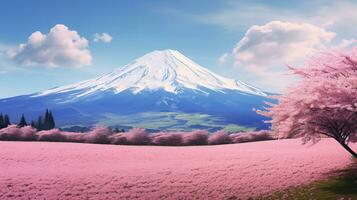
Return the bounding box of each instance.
[231,21,335,92]
[94,33,112,43]
[337,39,357,49]
[233,21,335,67]
[218,53,229,65]
[8,24,91,67]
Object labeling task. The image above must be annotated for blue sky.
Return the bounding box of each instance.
[0,0,356,98]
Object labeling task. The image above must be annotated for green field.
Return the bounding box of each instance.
[99,112,255,132]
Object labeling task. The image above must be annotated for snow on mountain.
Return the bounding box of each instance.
[32,49,266,99]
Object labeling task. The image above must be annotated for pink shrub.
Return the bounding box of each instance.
[109,133,127,145]
[230,133,251,143]
[125,128,150,145]
[84,126,112,144]
[37,129,67,142]
[250,130,274,141]
[19,126,38,141]
[183,130,208,145]
[230,130,274,143]
[151,133,183,146]
[0,125,22,141]
[62,131,85,143]
[0,125,37,141]
[0,125,274,146]
[208,130,231,145]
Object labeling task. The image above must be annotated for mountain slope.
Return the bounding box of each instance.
[0,50,271,131]
[33,50,266,100]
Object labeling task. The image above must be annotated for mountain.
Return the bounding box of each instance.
[0,49,271,131]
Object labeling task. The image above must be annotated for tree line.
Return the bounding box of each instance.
[0,109,55,130]
[0,114,11,129]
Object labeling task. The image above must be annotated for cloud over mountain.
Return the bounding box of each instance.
[8,24,91,67]
[229,21,335,91]
[233,21,335,68]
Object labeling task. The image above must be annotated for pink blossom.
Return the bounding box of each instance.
[37,129,67,142]
[230,130,273,143]
[0,125,37,141]
[208,130,231,145]
[183,130,209,145]
[84,126,112,144]
[259,47,357,157]
[151,133,183,146]
[109,133,127,145]
[125,128,151,145]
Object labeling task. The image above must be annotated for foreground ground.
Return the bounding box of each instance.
[0,139,356,199]
[259,160,357,199]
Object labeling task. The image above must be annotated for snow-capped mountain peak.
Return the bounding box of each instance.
[33,49,266,98]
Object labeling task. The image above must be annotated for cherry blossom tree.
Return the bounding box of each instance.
[258,47,357,158]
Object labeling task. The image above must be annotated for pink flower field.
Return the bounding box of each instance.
[0,139,356,200]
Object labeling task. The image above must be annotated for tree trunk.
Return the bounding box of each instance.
[340,142,357,159]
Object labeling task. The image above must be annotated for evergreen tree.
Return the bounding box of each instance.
[41,109,55,130]
[30,120,36,128]
[48,111,55,129]
[36,116,43,130]
[4,114,11,127]
[43,109,50,130]
[0,113,4,129]
[17,114,27,128]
